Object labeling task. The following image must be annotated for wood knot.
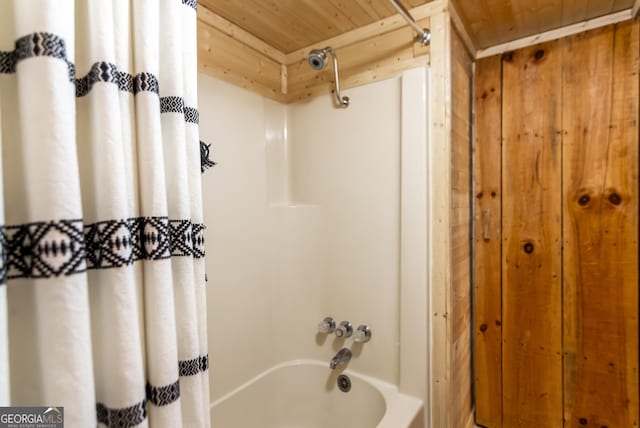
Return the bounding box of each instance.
[523,242,534,254]
[579,418,588,425]
[534,49,545,60]
[578,194,590,206]
[502,52,514,62]
[609,192,622,205]
[479,323,488,332]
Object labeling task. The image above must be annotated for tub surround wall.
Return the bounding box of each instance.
[199,75,325,400]
[200,70,428,406]
[289,77,402,386]
[200,75,279,399]
[399,67,429,400]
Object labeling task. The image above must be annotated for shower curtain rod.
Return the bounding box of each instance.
[388,0,431,45]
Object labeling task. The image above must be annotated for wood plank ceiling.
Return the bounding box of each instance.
[456,0,635,49]
[199,0,636,53]
[199,0,432,53]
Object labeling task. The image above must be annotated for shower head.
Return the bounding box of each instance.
[307,49,327,70]
[306,47,350,108]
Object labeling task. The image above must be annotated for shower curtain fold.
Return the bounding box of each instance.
[0,1,210,427]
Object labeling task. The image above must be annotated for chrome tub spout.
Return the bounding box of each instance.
[329,348,352,370]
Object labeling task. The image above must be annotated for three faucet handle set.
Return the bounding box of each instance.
[317,317,372,343]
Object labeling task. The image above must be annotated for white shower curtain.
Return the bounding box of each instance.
[0,1,210,427]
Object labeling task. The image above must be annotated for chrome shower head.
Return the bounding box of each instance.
[306,47,350,108]
[307,49,327,70]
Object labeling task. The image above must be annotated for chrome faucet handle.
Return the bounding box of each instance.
[354,325,372,343]
[335,321,353,338]
[318,317,336,334]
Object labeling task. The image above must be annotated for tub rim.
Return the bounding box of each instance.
[210,358,423,428]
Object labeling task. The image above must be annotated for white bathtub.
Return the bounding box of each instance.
[210,359,423,428]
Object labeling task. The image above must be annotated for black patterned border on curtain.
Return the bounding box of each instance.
[0,217,206,285]
[0,226,7,285]
[178,354,209,376]
[191,223,206,259]
[75,61,158,97]
[96,401,147,428]
[169,220,193,257]
[95,354,208,426]
[0,33,200,126]
[0,32,75,81]
[160,96,200,124]
[184,106,199,124]
[5,220,87,281]
[146,380,181,407]
[76,62,129,97]
[95,352,207,427]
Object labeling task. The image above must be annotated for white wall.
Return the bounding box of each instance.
[200,72,419,400]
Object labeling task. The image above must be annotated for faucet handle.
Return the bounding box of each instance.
[318,317,336,334]
[354,325,372,343]
[335,321,353,338]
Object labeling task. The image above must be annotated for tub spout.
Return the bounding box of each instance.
[329,348,352,370]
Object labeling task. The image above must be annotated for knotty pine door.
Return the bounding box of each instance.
[473,21,639,428]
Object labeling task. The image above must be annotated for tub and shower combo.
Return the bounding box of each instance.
[204,0,429,428]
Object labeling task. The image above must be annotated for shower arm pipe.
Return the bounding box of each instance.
[388,0,431,45]
[325,47,349,108]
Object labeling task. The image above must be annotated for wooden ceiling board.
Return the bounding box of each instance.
[455,0,516,49]
[199,0,433,53]
[353,0,394,20]
[587,0,620,17]
[200,0,636,62]
[453,0,634,49]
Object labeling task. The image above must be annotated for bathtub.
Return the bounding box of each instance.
[210,359,423,428]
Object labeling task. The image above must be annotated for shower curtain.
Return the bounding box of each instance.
[0,1,210,427]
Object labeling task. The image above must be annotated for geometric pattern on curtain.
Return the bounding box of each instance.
[2,216,206,281]
[0,0,210,426]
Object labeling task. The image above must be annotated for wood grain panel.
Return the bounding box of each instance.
[473,54,503,428]
[562,21,639,428]
[561,0,589,24]
[197,4,437,104]
[501,41,563,427]
[285,3,441,64]
[452,0,634,50]
[286,23,429,103]
[200,0,432,53]
[198,6,287,64]
[197,21,287,102]
[450,25,473,428]
[428,11,451,428]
